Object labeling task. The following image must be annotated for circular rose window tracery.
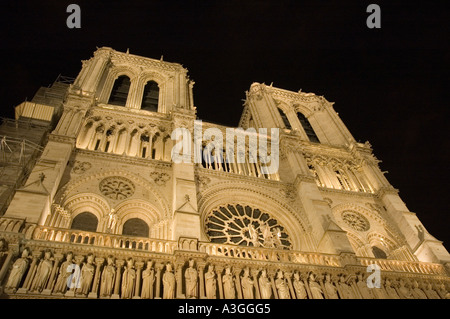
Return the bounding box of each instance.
[341,211,370,231]
[99,177,135,200]
[205,204,292,249]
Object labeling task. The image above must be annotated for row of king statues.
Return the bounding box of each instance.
[0,245,449,299]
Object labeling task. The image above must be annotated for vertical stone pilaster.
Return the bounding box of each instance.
[233,267,243,299]
[88,257,104,299]
[215,266,224,299]
[111,259,124,299]
[251,269,261,299]
[267,269,278,299]
[154,263,163,299]
[133,261,144,299]
[197,262,206,299]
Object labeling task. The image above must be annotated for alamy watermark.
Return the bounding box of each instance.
[171,120,280,175]
[366,264,381,288]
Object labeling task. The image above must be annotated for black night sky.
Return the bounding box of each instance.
[0,0,448,249]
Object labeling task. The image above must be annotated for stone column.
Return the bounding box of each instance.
[267,269,278,299]
[42,253,63,295]
[133,261,144,299]
[88,257,104,298]
[197,262,206,299]
[17,253,39,294]
[175,261,185,299]
[215,266,224,299]
[318,274,329,299]
[285,271,296,299]
[154,263,163,299]
[251,268,261,299]
[111,259,124,299]
[234,267,243,299]
[301,273,312,299]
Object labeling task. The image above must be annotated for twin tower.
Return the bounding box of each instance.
[0,47,448,299]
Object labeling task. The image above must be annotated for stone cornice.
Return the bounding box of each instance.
[48,134,76,146]
[318,187,376,199]
[109,49,186,73]
[75,149,173,169]
[376,186,400,198]
[195,166,284,189]
[91,104,172,124]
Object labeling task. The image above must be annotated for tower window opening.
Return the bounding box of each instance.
[141,81,159,112]
[108,75,131,106]
[297,112,320,143]
[278,108,291,129]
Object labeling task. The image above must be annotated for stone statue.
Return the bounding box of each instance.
[77,254,95,296]
[248,224,260,247]
[5,248,30,292]
[162,263,175,299]
[30,249,53,292]
[258,269,272,299]
[355,272,374,299]
[272,227,282,248]
[397,279,414,299]
[324,274,339,299]
[308,273,324,299]
[338,274,356,299]
[424,282,441,299]
[141,260,155,299]
[222,266,236,299]
[275,270,290,299]
[260,222,274,248]
[384,278,400,299]
[293,272,307,299]
[184,259,198,299]
[53,252,74,294]
[436,282,449,299]
[121,258,136,299]
[205,264,216,299]
[411,280,427,299]
[241,268,254,299]
[100,255,116,298]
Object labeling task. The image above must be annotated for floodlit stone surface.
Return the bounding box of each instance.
[0,47,448,299]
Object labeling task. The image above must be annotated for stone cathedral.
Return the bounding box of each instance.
[0,47,448,299]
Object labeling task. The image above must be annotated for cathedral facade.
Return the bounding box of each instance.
[0,47,448,299]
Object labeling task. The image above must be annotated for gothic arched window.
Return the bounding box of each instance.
[141,80,159,112]
[122,218,149,237]
[372,246,387,259]
[278,108,292,129]
[297,112,320,143]
[71,212,98,232]
[108,75,131,106]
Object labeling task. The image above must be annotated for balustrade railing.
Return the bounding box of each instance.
[32,226,177,254]
[198,242,341,267]
[358,257,447,275]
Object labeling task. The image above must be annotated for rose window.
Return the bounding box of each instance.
[205,204,291,249]
[99,177,135,200]
[341,211,370,231]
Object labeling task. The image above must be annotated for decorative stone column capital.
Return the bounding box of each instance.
[95,257,105,266]
[135,261,145,270]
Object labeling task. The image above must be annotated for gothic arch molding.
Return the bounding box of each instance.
[198,182,311,251]
[56,169,171,219]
